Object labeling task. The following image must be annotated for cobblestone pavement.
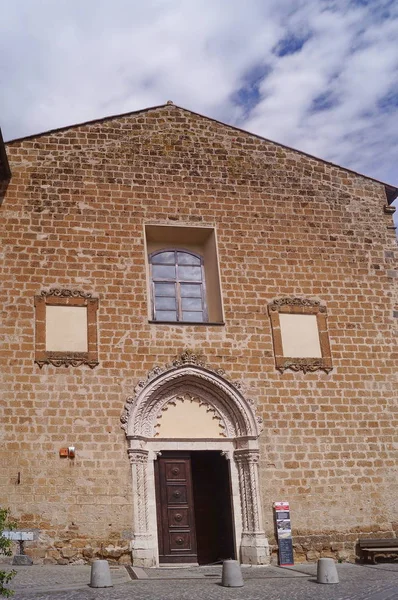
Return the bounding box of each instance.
[2,562,397,600]
[1,564,129,593]
[139,564,307,578]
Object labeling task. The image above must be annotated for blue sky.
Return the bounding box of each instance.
[0,0,397,212]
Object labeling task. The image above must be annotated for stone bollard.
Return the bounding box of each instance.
[317,558,339,584]
[90,560,113,588]
[221,559,244,587]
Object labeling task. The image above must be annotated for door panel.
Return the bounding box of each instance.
[166,484,188,504]
[155,453,198,563]
[165,462,187,480]
[167,507,190,528]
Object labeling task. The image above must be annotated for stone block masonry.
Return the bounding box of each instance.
[0,103,397,564]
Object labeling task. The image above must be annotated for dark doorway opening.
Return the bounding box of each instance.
[155,451,235,565]
[191,451,235,564]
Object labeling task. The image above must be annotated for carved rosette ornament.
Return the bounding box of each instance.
[268,297,333,374]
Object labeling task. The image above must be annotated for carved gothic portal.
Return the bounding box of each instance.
[121,352,269,566]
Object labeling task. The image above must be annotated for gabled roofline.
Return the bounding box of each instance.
[5,103,168,144]
[0,128,11,180]
[4,102,398,203]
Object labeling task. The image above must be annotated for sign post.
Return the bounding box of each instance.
[273,501,294,566]
[3,531,34,566]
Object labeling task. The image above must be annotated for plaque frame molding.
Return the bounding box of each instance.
[34,288,99,368]
[268,298,333,374]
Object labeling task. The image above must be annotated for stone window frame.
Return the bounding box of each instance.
[268,298,333,374]
[144,224,225,325]
[149,249,208,323]
[34,289,99,368]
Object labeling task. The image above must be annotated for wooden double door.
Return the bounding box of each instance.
[155,451,235,564]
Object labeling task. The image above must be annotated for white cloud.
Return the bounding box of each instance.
[243,1,398,186]
[0,0,397,192]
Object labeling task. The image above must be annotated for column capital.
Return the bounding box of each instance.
[234,448,260,464]
[128,448,149,465]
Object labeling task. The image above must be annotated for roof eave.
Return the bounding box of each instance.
[0,128,11,180]
[385,184,398,205]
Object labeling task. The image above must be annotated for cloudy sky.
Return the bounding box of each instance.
[1,0,397,199]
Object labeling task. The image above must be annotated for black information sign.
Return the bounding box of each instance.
[278,538,294,566]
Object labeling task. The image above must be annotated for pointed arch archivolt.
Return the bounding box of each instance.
[121,351,263,440]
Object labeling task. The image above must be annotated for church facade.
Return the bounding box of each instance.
[0,103,397,565]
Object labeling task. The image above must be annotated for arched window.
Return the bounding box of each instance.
[150,250,207,322]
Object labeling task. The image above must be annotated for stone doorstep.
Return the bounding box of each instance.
[126,566,149,579]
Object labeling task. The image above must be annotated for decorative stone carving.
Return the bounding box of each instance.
[268,297,324,310]
[41,288,93,299]
[128,450,149,533]
[128,449,149,465]
[172,350,205,367]
[35,356,98,369]
[234,450,260,532]
[220,450,231,459]
[234,448,269,564]
[120,351,263,437]
[268,297,333,374]
[278,358,331,373]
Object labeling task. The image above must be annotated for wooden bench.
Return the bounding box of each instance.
[359,539,398,563]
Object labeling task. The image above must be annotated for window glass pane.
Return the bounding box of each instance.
[152,265,176,280]
[155,296,176,310]
[154,283,175,297]
[181,297,202,311]
[182,311,204,322]
[180,283,202,297]
[156,310,177,321]
[178,266,202,281]
[152,251,175,265]
[177,252,201,266]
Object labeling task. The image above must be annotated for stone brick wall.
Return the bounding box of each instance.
[1,104,397,564]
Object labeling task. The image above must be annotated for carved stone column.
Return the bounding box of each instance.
[128,448,157,567]
[234,448,269,565]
